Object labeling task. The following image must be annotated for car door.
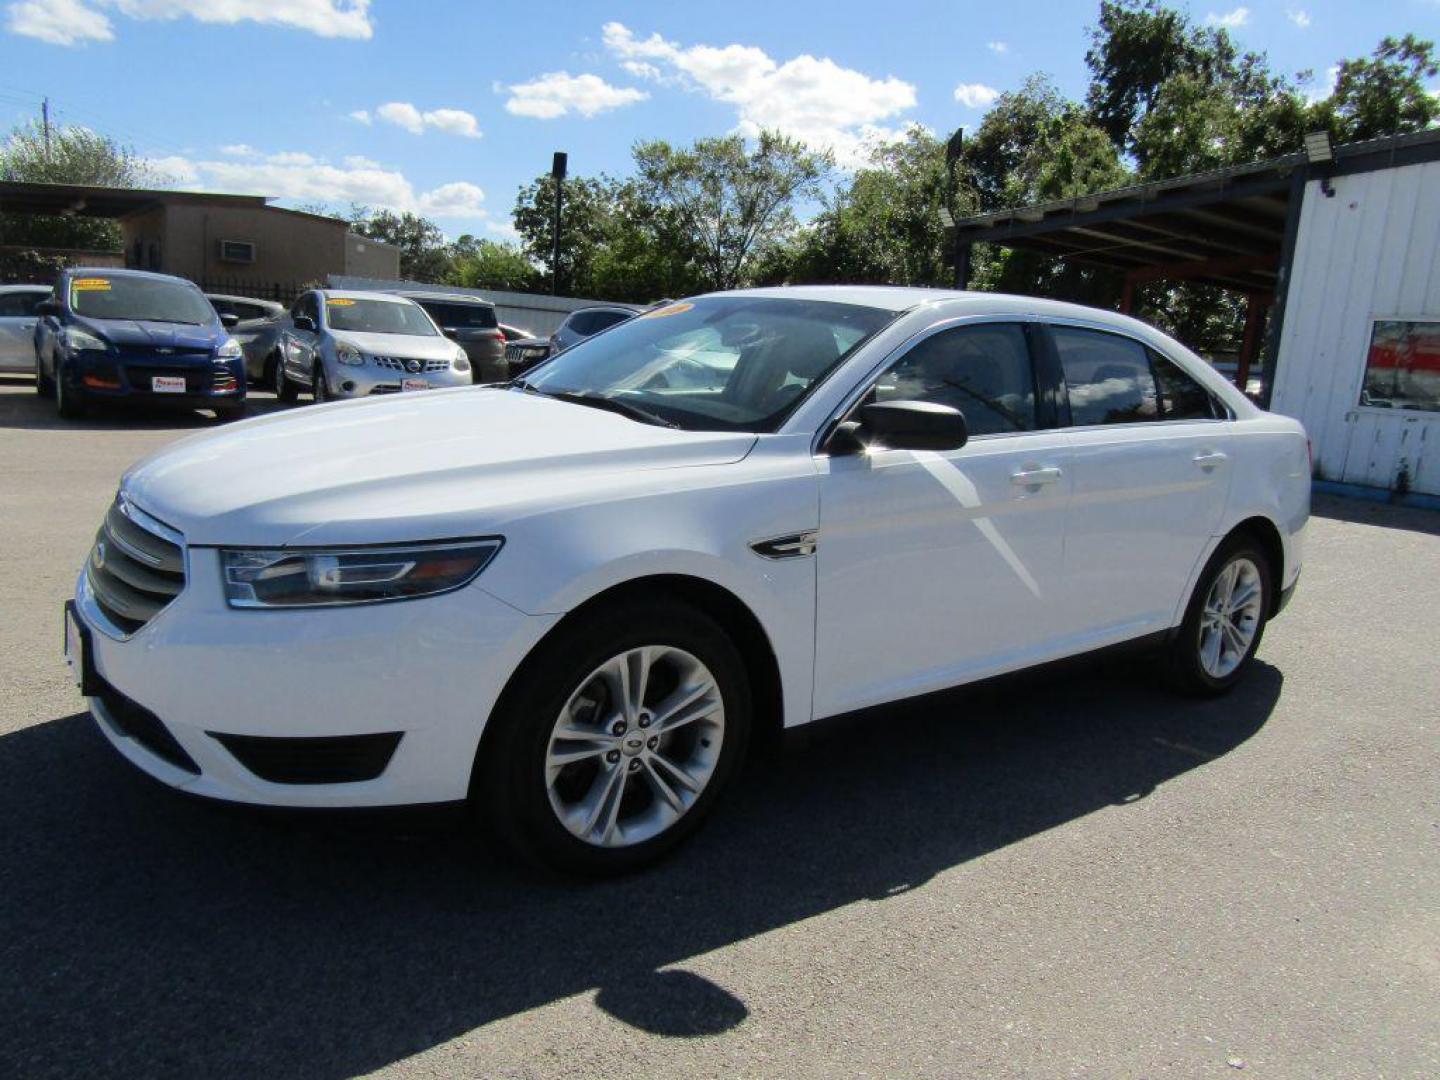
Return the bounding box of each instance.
[1045,322,1233,640]
[0,289,46,370]
[812,320,1074,718]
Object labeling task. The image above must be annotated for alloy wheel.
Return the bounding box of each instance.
[544,645,725,848]
[1198,556,1263,679]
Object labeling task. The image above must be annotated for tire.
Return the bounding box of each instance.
[55,360,86,420]
[312,362,330,404]
[1166,535,1272,697]
[477,597,752,876]
[273,351,298,403]
[213,403,246,422]
[35,352,54,398]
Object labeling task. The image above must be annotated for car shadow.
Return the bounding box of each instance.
[0,379,294,431]
[0,656,1282,1079]
[1310,491,1440,536]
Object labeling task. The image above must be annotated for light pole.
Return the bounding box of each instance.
[551,151,567,296]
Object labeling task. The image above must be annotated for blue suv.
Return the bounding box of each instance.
[35,268,247,420]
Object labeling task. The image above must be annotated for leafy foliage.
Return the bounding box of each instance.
[347,207,452,283]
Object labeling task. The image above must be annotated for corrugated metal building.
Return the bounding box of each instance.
[950,128,1440,500]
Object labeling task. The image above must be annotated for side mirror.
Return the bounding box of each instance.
[441,326,459,338]
[220,313,240,328]
[293,315,316,333]
[829,400,969,454]
[36,299,60,317]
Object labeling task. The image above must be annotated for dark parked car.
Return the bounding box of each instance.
[499,323,533,342]
[504,334,552,376]
[549,303,642,356]
[389,290,507,383]
[35,268,246,420]
[206,293,287,388]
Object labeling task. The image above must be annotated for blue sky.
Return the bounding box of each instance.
[1,0,1437,240]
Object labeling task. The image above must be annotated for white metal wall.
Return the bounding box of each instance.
[1270,160,1440,495]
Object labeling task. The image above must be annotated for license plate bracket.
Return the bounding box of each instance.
[63,600,100,696]
[151,375,186,393]
[400,378,429,392]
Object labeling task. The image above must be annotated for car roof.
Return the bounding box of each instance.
[0,283,50,292]
[389,290,496,307]
[62,267,197,285]
[570,304,642,315]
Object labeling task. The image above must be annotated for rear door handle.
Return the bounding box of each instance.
[1193,450,1228,470]
[1011,466,1063,486]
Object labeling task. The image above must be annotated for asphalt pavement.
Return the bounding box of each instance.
[0,375,1436,1079]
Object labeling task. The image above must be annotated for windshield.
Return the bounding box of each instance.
[522,297,894,432]
[69,276,215,325]
[325,297,438,336]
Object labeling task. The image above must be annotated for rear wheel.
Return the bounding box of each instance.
[477,598,751,876]
[1166,536,1272,696]
[273,351,298,402]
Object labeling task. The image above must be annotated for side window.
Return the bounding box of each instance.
[1053,326,1158,426]
[1151,350,1221,420]
[0,293,26,317]
[294,294,319,326]
[874,323,1036,437]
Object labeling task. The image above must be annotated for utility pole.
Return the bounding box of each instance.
[551,151,567,296]
[42,97,51,162]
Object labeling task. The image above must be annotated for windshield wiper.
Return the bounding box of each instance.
[542,389,679,429]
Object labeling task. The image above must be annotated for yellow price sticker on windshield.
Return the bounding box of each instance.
[326,298,355,306]
[71,278,112,291]
[640,302,694,319]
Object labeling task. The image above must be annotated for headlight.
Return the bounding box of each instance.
[216,336,242,360]
[335,342,365,366]
[453,347,470,373]
[62,327,108,352]
[222,540,502,608]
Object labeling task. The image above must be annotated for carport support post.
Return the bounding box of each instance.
[953,242,972,290]
[1257,167,1308,409]
[1236,294,1266,392]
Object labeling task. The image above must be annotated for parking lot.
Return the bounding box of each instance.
[0,374,1436,1079]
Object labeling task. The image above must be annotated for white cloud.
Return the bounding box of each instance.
[5,0,112,44]
[348,109,371,125]
[1204,7,1250,29]
[953,82,1000,109]
[219,143,258,157]
[986,41,1008,54]
[504,71,648,119]
[602,21,916,168]
[374,101,482,138]
[5,0,372,44]
[146,149,491,220]
[1286,8,1310,28]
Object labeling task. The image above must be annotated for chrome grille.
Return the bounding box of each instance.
[86,496,185,634]
[372,355,450,373]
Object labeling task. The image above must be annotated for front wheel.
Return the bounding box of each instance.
[1166,537,1272,696]
[55,360,86,419]
[477,598,751,876]
[35,352,55,398]
[311,362,331,404]
[213,403,246,422]
[273,351,298,402]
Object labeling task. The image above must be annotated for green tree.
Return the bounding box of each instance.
[512,173,626,296]
[446,236,539,292]
[0,120,164,252]
[348,207,452,282]
[632,131,833,291]
[1325,35,1439,142]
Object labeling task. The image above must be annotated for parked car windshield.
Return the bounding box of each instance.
[69,276,215,325]
[522,297,895,432]
[325,297,438,336]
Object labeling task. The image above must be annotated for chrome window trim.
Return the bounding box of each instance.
[811,313,1042,456]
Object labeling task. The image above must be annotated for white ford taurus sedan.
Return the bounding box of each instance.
[66,287,1309,874]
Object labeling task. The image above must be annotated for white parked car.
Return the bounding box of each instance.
[273,289,472,402]
[0,283,51,373]
[65,287,1309,874]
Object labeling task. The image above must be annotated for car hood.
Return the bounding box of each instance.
[331,329,455,359]
[121,388,758,546]
[77,315,223,351]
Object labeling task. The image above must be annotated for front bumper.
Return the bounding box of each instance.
[73,551,560,807]
[331,362,471,398]
[70,350,246,404]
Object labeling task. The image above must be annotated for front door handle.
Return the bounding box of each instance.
[1011,466,1063,486]
[1193,450,1228,470]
